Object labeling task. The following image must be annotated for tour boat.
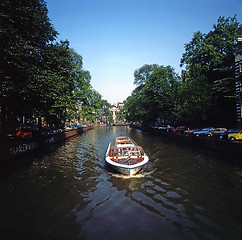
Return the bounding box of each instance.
[105,136,149,176]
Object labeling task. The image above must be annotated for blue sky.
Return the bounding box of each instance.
[45,0,242,104]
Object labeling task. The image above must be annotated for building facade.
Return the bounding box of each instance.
[109,102,125,123]
[235,38,242,128]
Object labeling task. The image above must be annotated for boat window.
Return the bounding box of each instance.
[109,148,114,157]
[118,141,132,145]
[117,137,129,140]
[109,146,144,157]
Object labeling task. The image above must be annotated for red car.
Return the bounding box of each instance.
[16,126,32,138]
[171,126,188,133]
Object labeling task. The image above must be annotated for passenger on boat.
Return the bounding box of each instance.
[118,149,122,156]
[125,149,131,156]
[131,147,137,155]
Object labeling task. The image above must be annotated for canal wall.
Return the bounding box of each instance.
[145,128,242,158]
[0,126,93,161]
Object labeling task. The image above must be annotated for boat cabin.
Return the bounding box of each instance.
[114,136,135,147]
[108,137,145,165]
[108,146,144,157]
[106,136,149,173]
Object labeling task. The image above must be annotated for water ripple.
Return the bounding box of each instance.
[1,126,242,240]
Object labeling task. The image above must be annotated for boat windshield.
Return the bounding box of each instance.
[109,146,144,157]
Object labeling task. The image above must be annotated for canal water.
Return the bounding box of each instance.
[0,126,242,240]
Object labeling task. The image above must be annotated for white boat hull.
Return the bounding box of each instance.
[106,155,149,176]
[105,137,149,176]
[113,165,142,176]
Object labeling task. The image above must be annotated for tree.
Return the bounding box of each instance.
[177,72,212,126]
[125,64,180,126]
[39,40,76,127]
[116,108,126,122]
[134,64,159,86]
[180,16,242,126]
[98,100,111,123]
[0,0,101,132]
[0,0,57,133]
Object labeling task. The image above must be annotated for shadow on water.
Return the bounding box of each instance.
[0,137,77,181]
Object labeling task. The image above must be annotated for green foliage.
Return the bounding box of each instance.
[177,74,212,125]
[134,64,159,86]
[125,64,180,126]
[124,90,144,123]
[2,4,241,131]
[126,16,241,127]
[40,41,77,126]
[97,100,113,123]
[0,0,58,131]
[180,16,242,126]
[0,0,102,132]
[116,108,126,122]
[107,113,113,124]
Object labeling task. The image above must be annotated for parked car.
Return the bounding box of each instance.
[214,129,240,140]
[165,125,174,132]
[49,129,59,135]
[16,126,32,138]
[228,130,242,141]
[157,125,166,130]
[6,130,17,139]
[156,125,174,131]
[80,123,88,128]
[184,128,200,135]
[206,128,227,137]
[193,128,215,137]
[171,126,188,133]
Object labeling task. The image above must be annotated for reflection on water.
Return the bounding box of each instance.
[0,126,242,240]
[109,168,157,179]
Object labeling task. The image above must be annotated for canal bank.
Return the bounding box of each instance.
[0,126,93,162]
[136,126,242,158]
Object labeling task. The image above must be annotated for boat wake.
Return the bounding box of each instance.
[109,168,157,179]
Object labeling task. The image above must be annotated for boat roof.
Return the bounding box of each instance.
[111,136,136,148]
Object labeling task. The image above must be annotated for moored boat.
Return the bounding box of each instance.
[105,136,149,176]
